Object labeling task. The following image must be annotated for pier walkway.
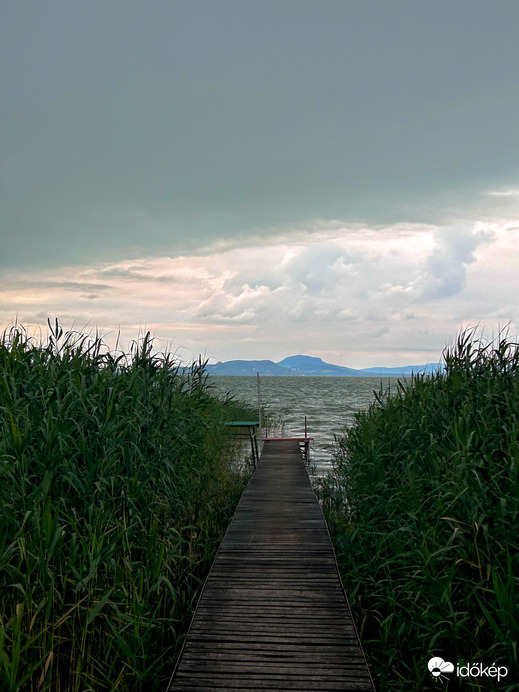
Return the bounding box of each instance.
[168,439,375,691]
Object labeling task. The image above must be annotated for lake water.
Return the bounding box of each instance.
[210,376,400,476]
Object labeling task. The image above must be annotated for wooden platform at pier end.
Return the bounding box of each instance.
[168,439,375,691]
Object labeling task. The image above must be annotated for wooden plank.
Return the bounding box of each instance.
[167,439,375,691]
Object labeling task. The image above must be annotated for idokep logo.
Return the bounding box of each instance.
[428,656,509,684]
[428,657,454,682]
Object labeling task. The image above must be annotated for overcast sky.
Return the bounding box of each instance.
[1,0,518,366]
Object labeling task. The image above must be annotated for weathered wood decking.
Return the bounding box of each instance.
[168,439,375,691]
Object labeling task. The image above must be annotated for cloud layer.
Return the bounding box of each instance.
[2,2,519,270]
[2,190,517,367]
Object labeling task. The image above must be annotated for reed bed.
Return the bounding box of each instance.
[320,329,519,690]
[0,321,253,691]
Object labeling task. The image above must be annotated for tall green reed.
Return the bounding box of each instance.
[0,320,251,691]
[319,328,519,690]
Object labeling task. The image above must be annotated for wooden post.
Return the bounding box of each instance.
[304,416,310,461]
[257,372,263,450]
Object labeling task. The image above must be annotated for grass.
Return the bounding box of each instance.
[319,329,519,690]
[0,320,254,691]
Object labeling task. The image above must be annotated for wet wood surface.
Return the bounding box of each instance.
[168,439,375,691]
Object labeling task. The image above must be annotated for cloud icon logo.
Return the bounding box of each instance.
[428,657,455,679]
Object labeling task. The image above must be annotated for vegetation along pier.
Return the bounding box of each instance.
[168,438,375,691]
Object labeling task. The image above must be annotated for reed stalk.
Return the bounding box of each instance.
[320,328,519,690]
[0,320,252,691]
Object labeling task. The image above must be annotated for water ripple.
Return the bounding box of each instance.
[211,376,399,476]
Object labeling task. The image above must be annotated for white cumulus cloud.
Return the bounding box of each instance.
[418,225,494,299]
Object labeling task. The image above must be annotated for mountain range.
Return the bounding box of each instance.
[205,354,443,377]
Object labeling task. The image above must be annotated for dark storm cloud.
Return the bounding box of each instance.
[1,0,519,269]
[97,265,197,284]
[4,279,110,292]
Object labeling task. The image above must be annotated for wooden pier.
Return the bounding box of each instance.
[168,439,375,691]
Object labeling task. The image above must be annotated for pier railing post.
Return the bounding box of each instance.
[257,372,263,452]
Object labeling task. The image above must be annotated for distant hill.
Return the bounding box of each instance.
[204,355,443,377]
[278,355,362,377]
[359,363,443,376]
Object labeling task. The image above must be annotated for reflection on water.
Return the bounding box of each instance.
[210,376,400,476]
